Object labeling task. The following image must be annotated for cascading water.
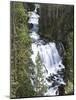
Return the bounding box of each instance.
[28,4,65,96]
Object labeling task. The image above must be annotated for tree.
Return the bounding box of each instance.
[34,53,47,96]
[10,2,35,98]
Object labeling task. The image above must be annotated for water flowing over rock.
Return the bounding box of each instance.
[28,4,65,96]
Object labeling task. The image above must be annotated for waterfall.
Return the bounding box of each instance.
[28,4,65,96]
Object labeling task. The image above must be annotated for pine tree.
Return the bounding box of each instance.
[34,53,47,96]
[10,2,35,98]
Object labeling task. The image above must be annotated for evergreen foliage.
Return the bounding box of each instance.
[64,32,74,94]
[10,2,35,98]
[34,53,47,96]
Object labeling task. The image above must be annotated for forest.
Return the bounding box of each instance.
[10,2,74,98]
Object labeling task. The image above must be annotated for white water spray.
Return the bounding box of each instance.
[28,4,65,96]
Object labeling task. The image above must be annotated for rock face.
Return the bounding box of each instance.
[56,42,66,60]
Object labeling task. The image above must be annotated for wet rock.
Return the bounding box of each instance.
[58,84,65,95]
